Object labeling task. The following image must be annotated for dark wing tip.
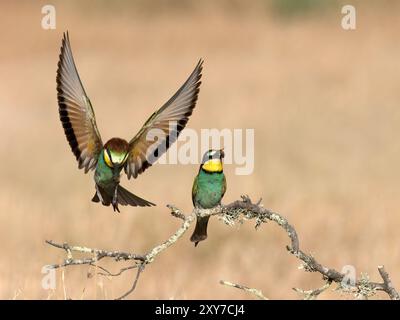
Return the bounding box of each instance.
[56,32,70,87]
[60,31,69,53]
[193,58,203,83]
[63,31,70,44]
[180,58,203,117]
[197,58,204,69]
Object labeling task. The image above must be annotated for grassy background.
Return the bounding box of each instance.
[0,0,400,299]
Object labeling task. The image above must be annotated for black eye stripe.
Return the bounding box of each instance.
[107,149,113,163]
[202,150,222,164]
[123,153,129,162]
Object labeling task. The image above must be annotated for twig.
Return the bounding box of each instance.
[378,266,400,300]
[45,240,146,264]
[293,281,332,300]
[115,263,145,300]
[91,263,138,277]
[220,280,268,300]
[145,206,194,263]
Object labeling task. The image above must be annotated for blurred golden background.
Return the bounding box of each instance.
[0,0,399,299]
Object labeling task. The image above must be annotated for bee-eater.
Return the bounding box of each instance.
[190,149,226,246]
[56,32,203,212]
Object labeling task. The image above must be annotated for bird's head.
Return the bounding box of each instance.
[103,138,130,168]
[201,149,225,173]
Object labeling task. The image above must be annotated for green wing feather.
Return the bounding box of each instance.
[57,32,103,173]
[125,60,203,179]
[192,174,199,206]
[221,174,227,198]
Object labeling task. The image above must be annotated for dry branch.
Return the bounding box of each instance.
[220,280,268,300]
[46,195,399,300]
[293,281,332,300]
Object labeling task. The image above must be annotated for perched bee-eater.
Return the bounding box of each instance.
[56,32,203,212]
[190,149,226,246]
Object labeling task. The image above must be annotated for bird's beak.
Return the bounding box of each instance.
[219,148,225,159]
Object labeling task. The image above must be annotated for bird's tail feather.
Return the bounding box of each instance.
[117,185,155,207]
[91,188,111,205]
[190,216,210,247]
[91,185,155,208]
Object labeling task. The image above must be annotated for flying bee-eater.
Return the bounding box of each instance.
[56,32,203,212]
[190,149,226,246]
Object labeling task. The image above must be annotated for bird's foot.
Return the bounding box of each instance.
[112,186,120,213]
[112,200,120,213]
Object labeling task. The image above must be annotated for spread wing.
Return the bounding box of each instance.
[56,32,103,173]
[125,60,203,179]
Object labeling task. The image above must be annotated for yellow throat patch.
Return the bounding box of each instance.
[202,159,223,172]
[104,150,128,168]
[104,150,113,167]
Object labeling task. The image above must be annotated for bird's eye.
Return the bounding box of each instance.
[104,149,113,168]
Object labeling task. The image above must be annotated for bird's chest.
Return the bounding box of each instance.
[94,156,120,187]
[195,173,224,209]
